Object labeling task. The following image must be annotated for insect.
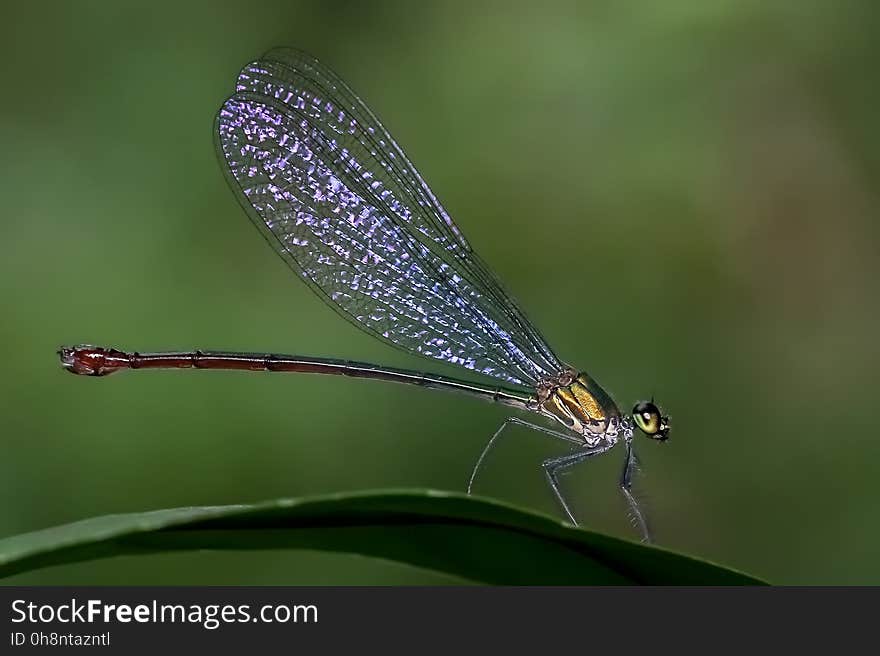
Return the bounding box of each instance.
[60,48,670,542]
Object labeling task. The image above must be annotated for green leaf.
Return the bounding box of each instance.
[0,490,765,584]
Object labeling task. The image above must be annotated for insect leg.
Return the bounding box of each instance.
[467,416,583,495]
[543,445,614,525]
[619,440,653,543]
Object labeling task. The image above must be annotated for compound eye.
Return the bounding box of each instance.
[632,401,661,435]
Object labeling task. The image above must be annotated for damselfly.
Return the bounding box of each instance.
[60,48,670,542]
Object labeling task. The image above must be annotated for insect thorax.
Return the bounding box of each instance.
[533,368,622,446]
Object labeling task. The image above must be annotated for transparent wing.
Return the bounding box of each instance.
[215,48,564,387]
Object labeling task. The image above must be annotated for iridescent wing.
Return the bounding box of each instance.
[215,48,563,387]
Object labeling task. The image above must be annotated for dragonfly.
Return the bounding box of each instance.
[60,48,670,542]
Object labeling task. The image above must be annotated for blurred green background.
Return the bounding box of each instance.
[2,0,878,585]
